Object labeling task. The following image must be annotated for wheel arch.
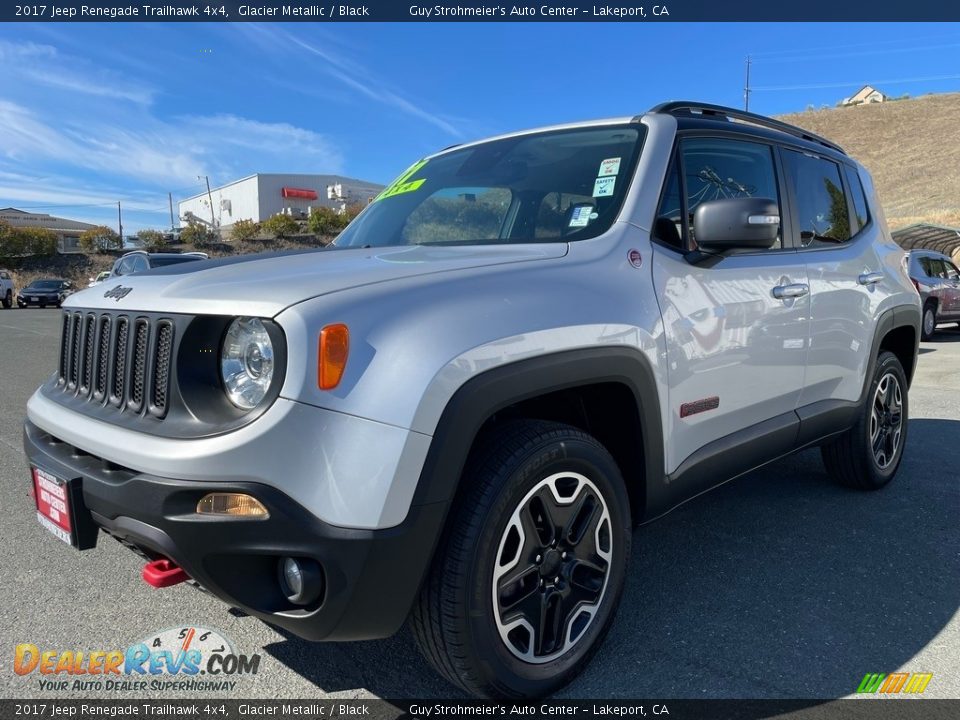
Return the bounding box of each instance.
[411,347,665,526]
[866,305,921,395]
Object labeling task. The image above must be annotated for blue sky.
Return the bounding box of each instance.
[1,21,958,233]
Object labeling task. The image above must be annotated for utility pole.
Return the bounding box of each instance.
[744,55,752,112]
[168,192,175,231]
[117,201,123,245]
[200,175,216,236]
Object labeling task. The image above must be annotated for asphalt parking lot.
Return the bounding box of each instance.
[1,308,957,701]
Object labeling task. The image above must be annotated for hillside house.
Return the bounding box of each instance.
[841,85,888,106]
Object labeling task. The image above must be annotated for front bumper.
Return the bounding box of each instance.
[18,295,61,306]
[23,419,447,641]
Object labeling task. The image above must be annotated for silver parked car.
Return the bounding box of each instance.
[906,249,960,339]
[24,102,921,698]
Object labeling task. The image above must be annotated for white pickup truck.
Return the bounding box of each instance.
[0,269,13,308]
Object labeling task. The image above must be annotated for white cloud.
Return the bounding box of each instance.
[0,100,343,187]
[0,39,155,105]
[242,26,463,137]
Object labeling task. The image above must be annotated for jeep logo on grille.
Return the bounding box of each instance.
[103,285,133,301]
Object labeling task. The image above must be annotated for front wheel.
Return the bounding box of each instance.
[412,419,631,698]
[821,351,908,490]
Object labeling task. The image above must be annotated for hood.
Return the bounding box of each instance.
[63,244,568,317]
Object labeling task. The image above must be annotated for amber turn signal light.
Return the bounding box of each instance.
[196,493,269,519]
[318,323,349,390]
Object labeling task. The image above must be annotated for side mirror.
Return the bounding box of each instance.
[693,197,780,250]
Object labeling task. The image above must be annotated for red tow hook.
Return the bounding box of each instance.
[142,558,189,588]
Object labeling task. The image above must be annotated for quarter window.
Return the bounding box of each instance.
[783,150,852,246]
[680,138,783,250]
[844,165,870,233]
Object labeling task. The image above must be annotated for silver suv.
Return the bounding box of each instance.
[23,102,920,698]
[906,249,960,339]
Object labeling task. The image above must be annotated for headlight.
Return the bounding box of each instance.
[220,317,275,409]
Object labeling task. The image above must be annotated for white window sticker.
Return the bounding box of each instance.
[568,206,593,227]
[593,176,616,197]
[598,157,621,176]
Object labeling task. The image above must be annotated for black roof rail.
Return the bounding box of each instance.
[647,101,845,155]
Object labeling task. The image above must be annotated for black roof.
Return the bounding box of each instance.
[646,101,848,162]
[892,224,960,256]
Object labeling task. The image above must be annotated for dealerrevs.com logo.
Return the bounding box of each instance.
[856,672,934,695]
[13,626,261,693]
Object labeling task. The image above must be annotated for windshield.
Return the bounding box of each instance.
[335,125,644,248]
[29,280,63,290]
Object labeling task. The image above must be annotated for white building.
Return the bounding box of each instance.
[841,85,888,106]
[0,207,97,253]
[177,174,383,230]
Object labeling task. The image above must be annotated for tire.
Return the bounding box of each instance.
[411,419,631,698]
[921,303,937,341]
[821,351,908,490]
[2,290,10,309]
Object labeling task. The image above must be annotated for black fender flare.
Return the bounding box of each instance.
[410,346,665,517]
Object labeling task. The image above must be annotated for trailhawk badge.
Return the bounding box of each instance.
[103,285,133,301]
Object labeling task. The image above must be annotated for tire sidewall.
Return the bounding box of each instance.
[859,352,909,484]
[922,304,936,340]
[461,435,631,696]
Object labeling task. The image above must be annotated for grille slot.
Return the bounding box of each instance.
[95,317,111,400]
[151,322,174,416]
[58,314,70,383]
[55,311,176,420]
[111,316,129,406]
[129,320,149,412]
[80,314,96,395]
[67,313,82,390]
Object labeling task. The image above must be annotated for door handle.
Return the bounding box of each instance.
[772,283,809,299]
[858,271,884,285]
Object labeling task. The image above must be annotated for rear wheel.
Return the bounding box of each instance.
[921,303,937,340]
[2,290,10,309]
[821,351,908,490]
[412,419,631,698]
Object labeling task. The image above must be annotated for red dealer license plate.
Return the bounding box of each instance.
[32,467,77,546]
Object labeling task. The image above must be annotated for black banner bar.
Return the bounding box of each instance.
[4,1,960,22]
[2,699,959,720]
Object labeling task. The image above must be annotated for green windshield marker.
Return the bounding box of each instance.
[376,159,428,201]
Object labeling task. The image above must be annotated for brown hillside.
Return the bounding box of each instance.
[777,93,960,229]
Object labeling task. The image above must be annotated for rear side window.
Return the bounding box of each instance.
[783,150,851,246]
[680,137,783,250]
[844,165,870,233]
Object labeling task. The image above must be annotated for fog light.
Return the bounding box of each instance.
[278,557,324,606]
[196,493,269,519]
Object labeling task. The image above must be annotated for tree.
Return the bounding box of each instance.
[79,226,121,253]
[261,213,299,239]
[18,227,58,256]
[0,219,25,257]
[179,222,214,248]
[230,218,260,242]
[137,229,167,252]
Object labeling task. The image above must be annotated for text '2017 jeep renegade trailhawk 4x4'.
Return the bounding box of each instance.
[24,102,920,698]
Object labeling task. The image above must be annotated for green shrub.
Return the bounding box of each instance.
[261,214,299,239]
[79,226,121,253]
[230,219,261,242]
[137,229,167,252]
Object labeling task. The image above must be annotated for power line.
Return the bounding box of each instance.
[756,41,960,66]
[749,33,960,58]
[753,73,960,92]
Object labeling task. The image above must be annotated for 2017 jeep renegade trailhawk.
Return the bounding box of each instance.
[24,102,921,698]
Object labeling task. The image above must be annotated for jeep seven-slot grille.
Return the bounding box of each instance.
[57,311,175,418]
